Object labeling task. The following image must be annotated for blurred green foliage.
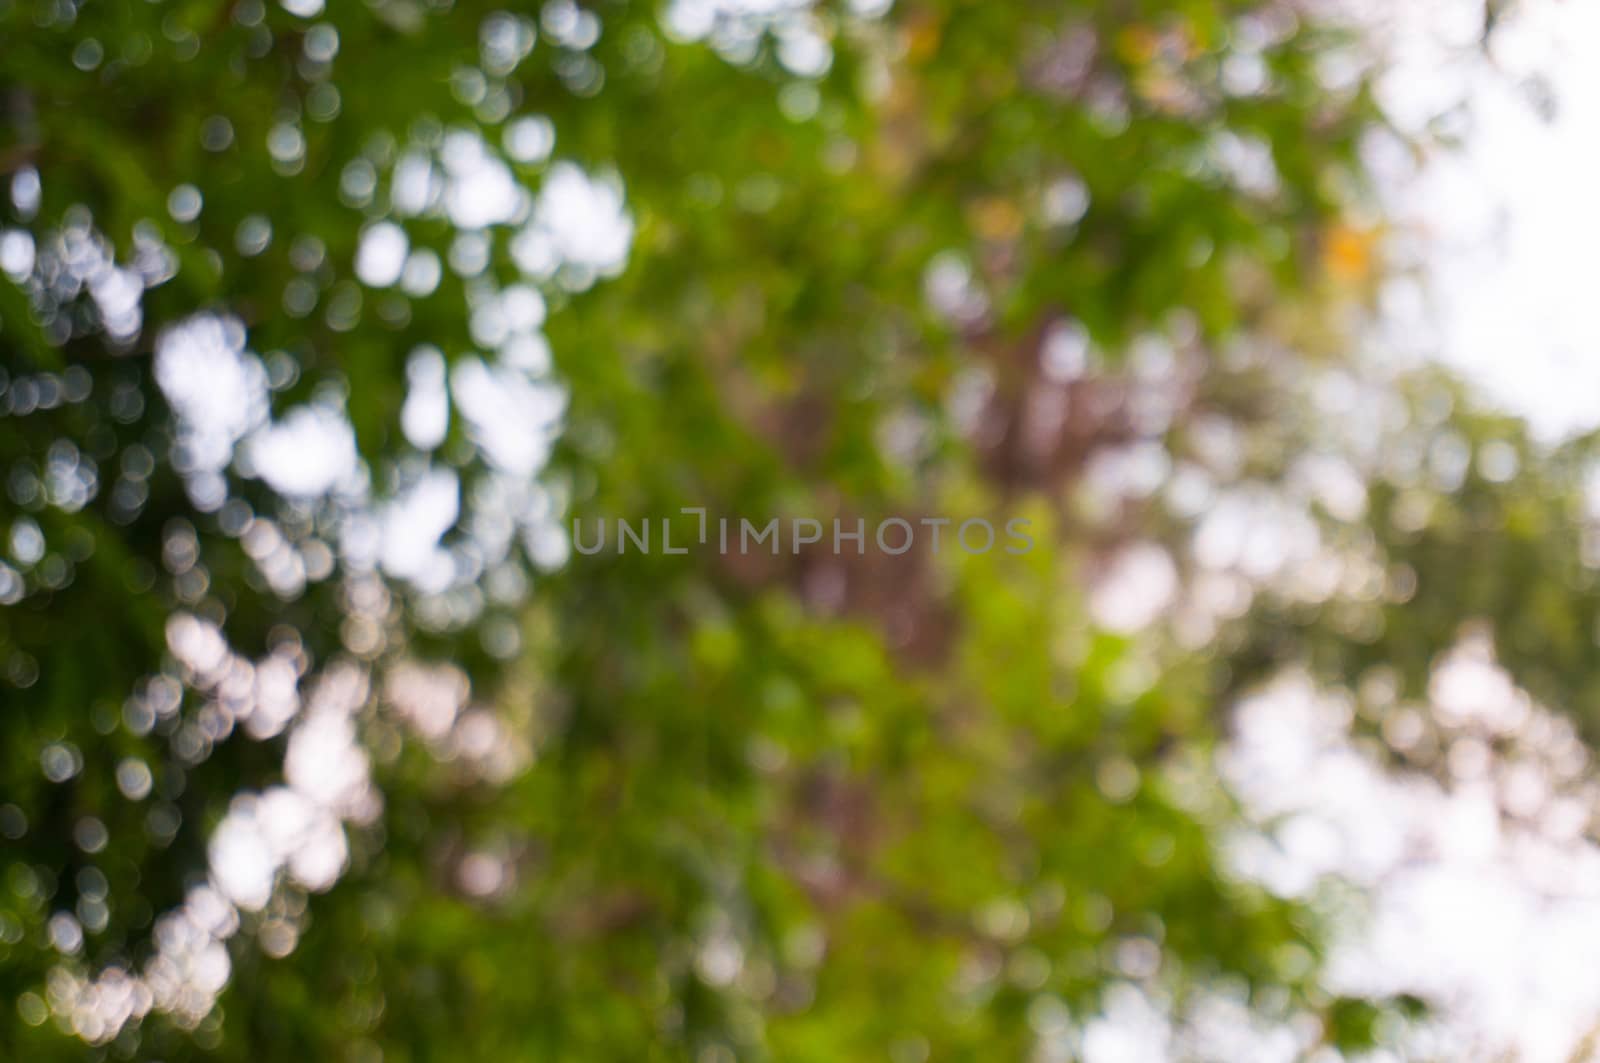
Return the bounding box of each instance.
[0,0,1555,1059]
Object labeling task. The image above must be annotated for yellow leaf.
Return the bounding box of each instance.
[969,196,1023,241]
[1324,224,1376,283]
[1115,25,1160,66]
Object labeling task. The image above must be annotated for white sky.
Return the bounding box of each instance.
[1375,0,1600,441]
